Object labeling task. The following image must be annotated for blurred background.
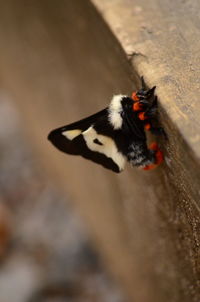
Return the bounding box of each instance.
[0,96,125,302]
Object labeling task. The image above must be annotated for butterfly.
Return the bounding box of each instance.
[48,77,164,173]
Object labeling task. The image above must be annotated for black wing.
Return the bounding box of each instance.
[48,108,126,173]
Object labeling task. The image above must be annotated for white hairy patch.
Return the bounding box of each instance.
[128,144,146,165]
[82,126,126,171]
[63,129,82,140]
[130,144,142,153]
[131,155,145,165]
[108,95,126,129]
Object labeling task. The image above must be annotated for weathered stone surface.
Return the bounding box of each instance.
[0,0,199,301]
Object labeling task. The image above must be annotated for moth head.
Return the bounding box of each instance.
[135,86,156,100]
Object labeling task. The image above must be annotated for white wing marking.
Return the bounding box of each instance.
[63,129,82,140]
[82,126,126,171]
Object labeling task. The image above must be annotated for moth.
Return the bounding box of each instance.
[48,77,164,173]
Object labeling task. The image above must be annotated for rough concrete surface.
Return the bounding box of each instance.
[0,0,199,301]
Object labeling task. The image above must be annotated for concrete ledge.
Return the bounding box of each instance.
[0,0,199,301]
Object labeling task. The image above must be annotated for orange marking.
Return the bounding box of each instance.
[143,164,155,171]
[133,102,143,111]
[155,149,164,165]
[138,112,147,120]
[132,92,139,101]
[144,123,151,130]
[149,142,158,151]
[143,142,163,170]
